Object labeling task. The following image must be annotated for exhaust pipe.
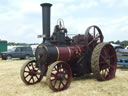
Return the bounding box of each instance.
[40,3,52,43]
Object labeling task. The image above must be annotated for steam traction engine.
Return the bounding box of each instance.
[20,3,117,91]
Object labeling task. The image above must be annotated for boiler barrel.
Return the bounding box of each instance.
[35,44,83,65]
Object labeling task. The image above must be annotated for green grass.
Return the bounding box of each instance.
[0,59,128,96]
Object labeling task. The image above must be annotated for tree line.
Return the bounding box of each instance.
[109,40,128,48]
[8,42,39,46]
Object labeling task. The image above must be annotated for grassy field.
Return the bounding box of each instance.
[0,59,128,96]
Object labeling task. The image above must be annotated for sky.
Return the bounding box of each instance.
[0,0,128,43]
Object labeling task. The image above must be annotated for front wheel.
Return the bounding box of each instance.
[20,60,43,85]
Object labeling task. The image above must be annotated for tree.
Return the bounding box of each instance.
[115,40,120,44]
[120,40,128,48]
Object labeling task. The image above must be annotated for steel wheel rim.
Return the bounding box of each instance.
[46,61,72,91]
[99,44,117,80]
[20,60,43,85]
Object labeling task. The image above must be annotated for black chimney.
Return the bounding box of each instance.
[40,3,52,43]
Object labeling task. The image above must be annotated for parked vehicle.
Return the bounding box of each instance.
[0,46,33,60]
[111,44,128,58]
[125,46,128,49]
[111,43,128,65]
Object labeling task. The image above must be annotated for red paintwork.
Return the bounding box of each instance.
[56,45,84,62]
[73,35,85,44]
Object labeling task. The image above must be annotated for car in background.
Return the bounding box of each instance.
[111,43,128,58]
[125,46,128,49]
[0,46,34,60]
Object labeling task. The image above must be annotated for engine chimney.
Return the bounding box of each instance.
[40,3,52,43]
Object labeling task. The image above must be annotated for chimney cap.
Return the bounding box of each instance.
[40,3,52,7]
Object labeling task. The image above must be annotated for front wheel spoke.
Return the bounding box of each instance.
[31,63,35,70]
[28,76,32,82]
[32,77,35,83]
[27,66,31,71]
[35,75,39,80]
[24,71,29,73]
[35,72,41,75]
[25,74,30,78]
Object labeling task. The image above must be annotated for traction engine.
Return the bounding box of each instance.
[20,3,117,92]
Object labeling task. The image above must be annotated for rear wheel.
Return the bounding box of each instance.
[91,43,117,81]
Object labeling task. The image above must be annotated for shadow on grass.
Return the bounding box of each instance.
[72,74,95,81]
